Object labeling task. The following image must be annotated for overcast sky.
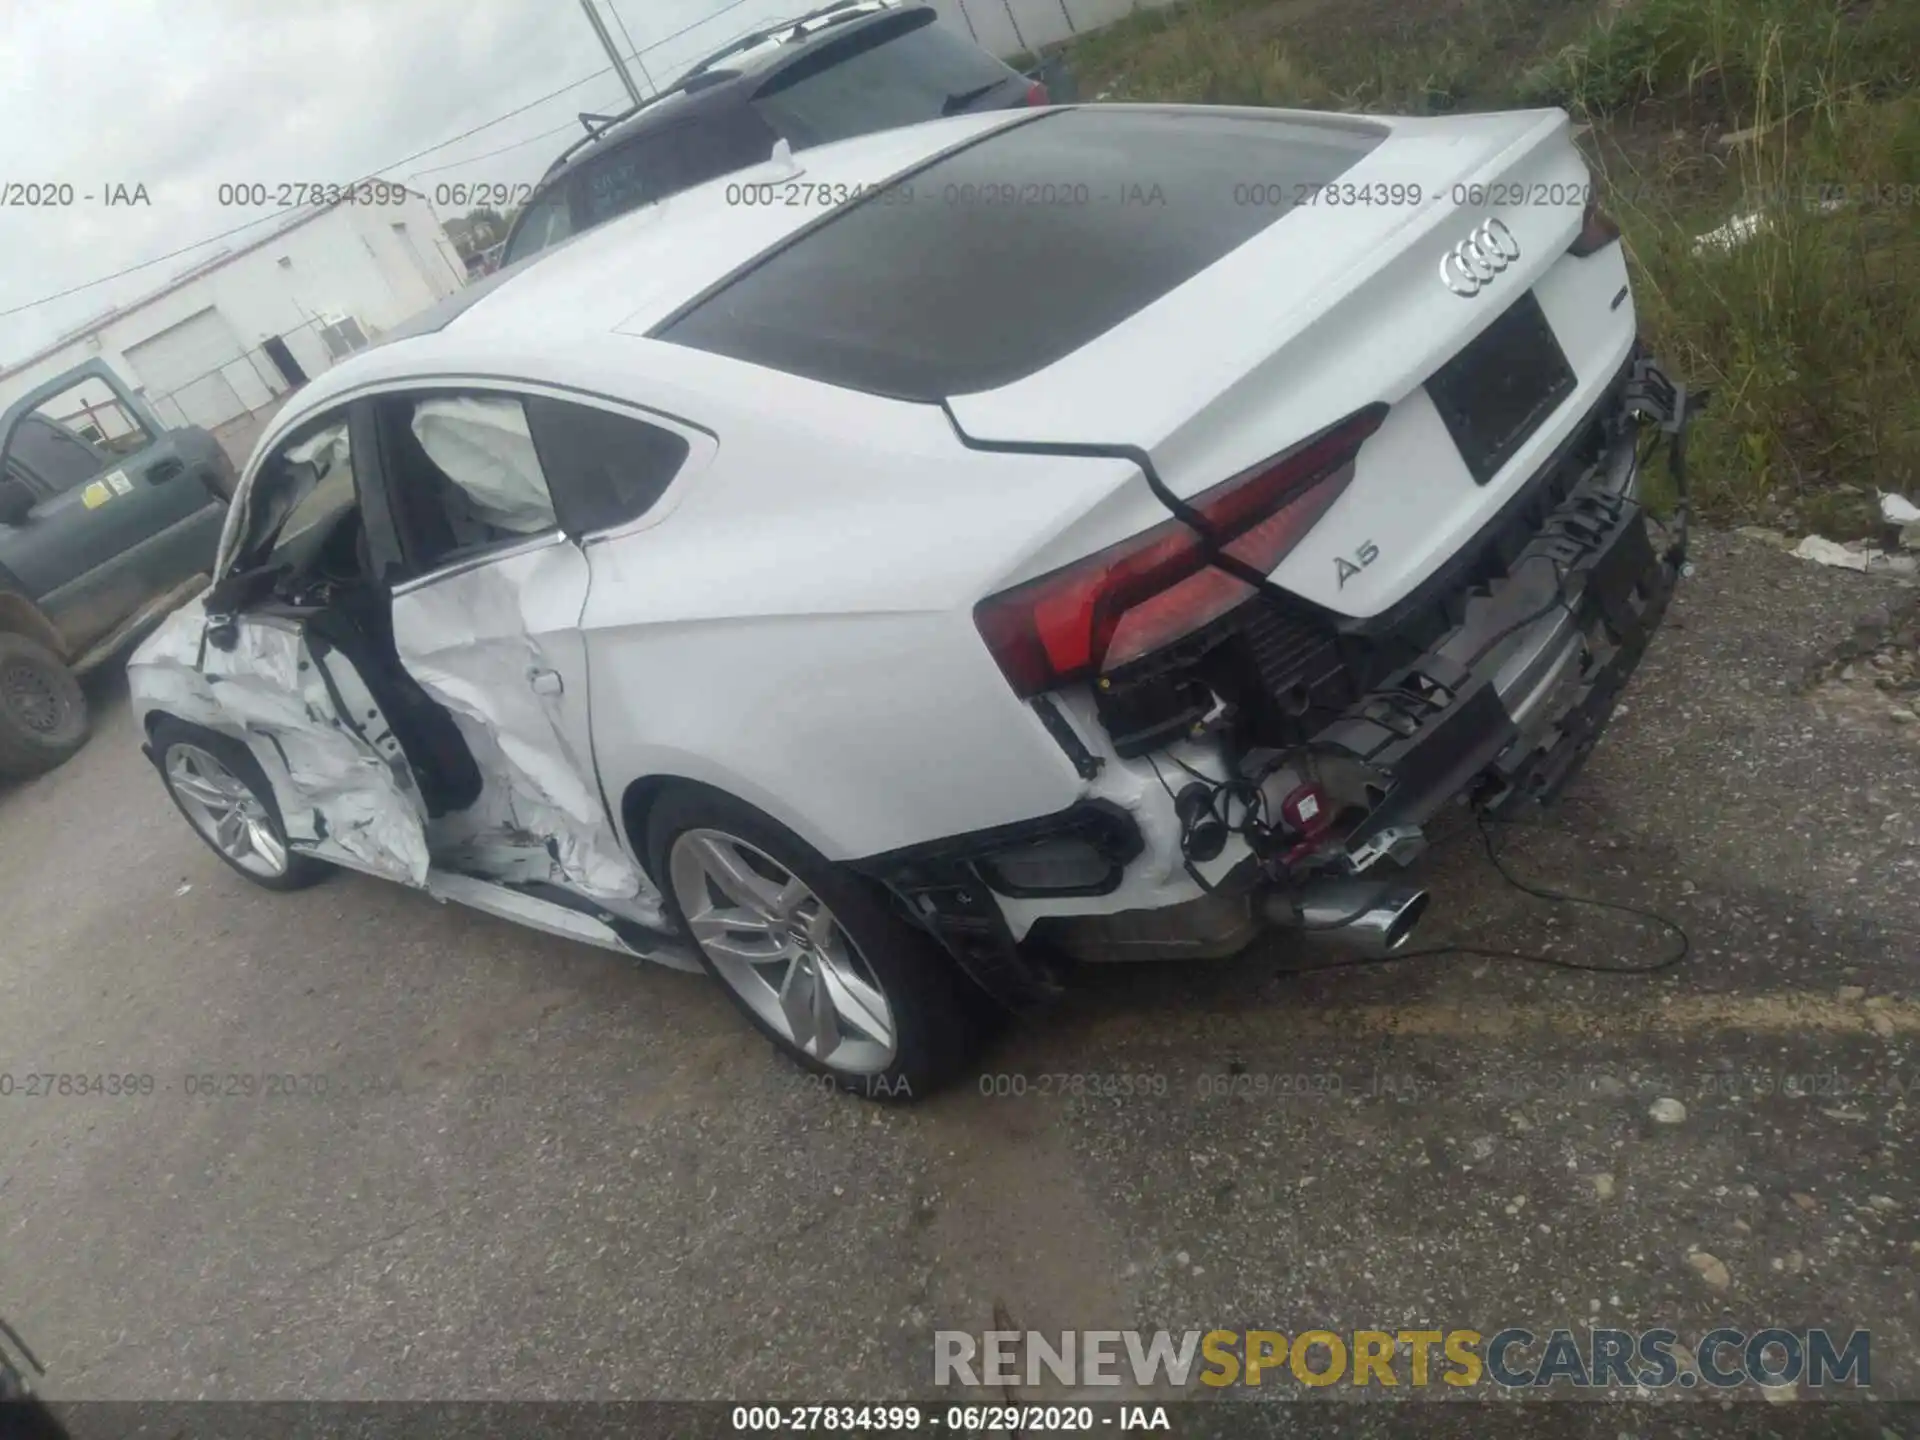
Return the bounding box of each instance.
[0,0,815,366]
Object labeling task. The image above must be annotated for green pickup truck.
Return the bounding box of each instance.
[0,359,232,777]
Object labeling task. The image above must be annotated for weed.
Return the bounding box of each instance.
[1060,0,1920,528]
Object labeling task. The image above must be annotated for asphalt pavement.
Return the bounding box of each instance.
[0,531,1914,1407]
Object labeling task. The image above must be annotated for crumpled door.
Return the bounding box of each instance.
[387,534,646,901]
[130,602,435,886]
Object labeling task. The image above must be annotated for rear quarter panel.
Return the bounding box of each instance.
[576,361,1128,861]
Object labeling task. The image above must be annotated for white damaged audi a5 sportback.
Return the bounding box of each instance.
[130,103,1699,1096]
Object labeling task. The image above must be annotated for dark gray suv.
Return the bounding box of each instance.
[501,0,1044,266]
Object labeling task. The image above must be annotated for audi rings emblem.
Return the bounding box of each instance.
[1439,218,1522,297]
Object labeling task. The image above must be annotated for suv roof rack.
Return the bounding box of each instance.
[548,86,679,175]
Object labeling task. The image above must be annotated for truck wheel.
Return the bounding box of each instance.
[647,786,990,1100]
[0,632,89,778]
[151,718,330,891]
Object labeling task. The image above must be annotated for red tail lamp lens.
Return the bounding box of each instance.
[973,405,1387,698]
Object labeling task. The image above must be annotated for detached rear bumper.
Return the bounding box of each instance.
[1316,352,1694,870]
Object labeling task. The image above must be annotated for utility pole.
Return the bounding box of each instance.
[578,0,646,108]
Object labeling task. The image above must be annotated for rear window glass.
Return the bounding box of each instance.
[752,11,1019,148]
[654,108,1384,400]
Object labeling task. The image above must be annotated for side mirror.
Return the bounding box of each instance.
[0,475,36,527]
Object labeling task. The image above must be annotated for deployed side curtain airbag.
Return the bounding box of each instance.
[286,424,352,473]
[410,396,555,536]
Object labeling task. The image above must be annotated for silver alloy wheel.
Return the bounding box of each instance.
[165,744,289,879]
[668,828,897,1073]
[0,660,64,734]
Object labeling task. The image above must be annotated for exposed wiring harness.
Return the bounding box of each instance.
[953,361,1701,981]
[1146,532,1579,895]
[1141,376,1703,938]
[1149,743,1689,974]
[1149,751,1290,895]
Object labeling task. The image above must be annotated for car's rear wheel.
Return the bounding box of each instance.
[0,632,89,779]
[151,719,329,891]
[646,787,989,1099]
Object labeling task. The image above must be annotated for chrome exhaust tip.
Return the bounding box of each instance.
[1263,880,1431,958]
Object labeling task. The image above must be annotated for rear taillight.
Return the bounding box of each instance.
[1025,80,1049,106]
[1568,195,1622,256]
[973,405,1387,698]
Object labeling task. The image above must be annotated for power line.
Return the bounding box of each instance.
[633,0,760,65]
[404,117,588,181]
[363,65,626,176]
[407,0,772,185]
[0,210,314,322]
[0,62,634,324]
[605,1,660,95]
[416,0,775,183]
[2,0,769,327]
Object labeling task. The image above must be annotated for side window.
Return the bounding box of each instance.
[574,129,687,228]
[4,377,151,494]
[673,107,781,189]
[524,397,691,535]
[502,185,575,265]
[375,392,558,575]
[10,417,102,493]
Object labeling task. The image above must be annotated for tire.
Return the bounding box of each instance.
[151,718,331,892]
[0,631,89,778]
[646,786,989,1100]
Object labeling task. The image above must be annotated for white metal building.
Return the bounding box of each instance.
[0,191,467,459]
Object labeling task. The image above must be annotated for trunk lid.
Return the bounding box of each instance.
[943,107,1589,463]
[942,106,1628,617]
[652,103,1629,618]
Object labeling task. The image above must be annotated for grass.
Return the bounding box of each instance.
[1059,0,1920,533]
